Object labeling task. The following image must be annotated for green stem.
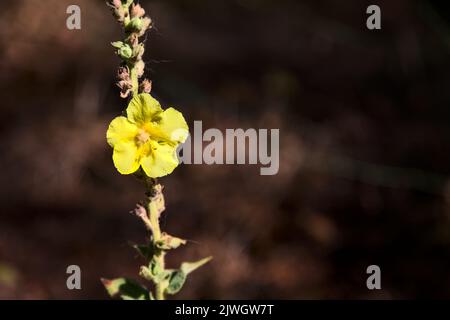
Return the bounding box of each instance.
[129,64,139,96]
[147,184,166,300]
[154,253,165,300]
[123,0,133,24]
[148,201,161,240]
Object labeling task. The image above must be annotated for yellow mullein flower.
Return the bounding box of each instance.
[107,93,189,178]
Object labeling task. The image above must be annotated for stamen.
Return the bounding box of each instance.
[136,129,150,145]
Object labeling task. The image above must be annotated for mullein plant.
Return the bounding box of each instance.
[102,0,211,300]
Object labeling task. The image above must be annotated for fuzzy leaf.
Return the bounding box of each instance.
[165,270,186,295]
[101,277,149,300]
[164,257,212,295]
[181,256,213,275]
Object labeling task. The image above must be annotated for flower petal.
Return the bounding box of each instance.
[112,141,140,175]
[106,116,139,147]
[126,93,163,124]
[140,143,179,178]
[157,107,189,144]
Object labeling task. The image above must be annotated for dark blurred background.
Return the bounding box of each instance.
[0,0,450,299]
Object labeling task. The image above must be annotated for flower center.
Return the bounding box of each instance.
[136,129,150,146]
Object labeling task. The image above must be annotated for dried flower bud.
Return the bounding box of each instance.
[155,233,186,250]
[111,0,121,8]
[118,79,131,88]
[133,204,152,230]
[117,66,130,81]
[127,33,139,47]
[130,3,145,18]
[139,79,152,93]
[133,44,145,60]
[108,0,126,22]
[117,78,133,98]
[119,87,132,99]
[138,17,152,36]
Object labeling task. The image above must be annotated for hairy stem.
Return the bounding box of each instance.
[147,182,166,300]
[129,64,139,96]
[154,253,166,300]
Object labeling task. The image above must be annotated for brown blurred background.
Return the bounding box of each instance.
[0,0,450,299]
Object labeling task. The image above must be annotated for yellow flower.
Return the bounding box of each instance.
[107,93,189,178]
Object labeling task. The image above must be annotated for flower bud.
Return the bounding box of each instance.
[138,17,152,36]
[126,17,143,33]
[130,3,145,18]
[111,41,124,49]
[108,1,126,22]
[111,0,121,8]
[117,44,133,59]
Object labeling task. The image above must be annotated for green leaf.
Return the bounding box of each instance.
[181,256,213,275]
[101,277,149,300]
[165,270,186,295]
[131,242,153,260]
[164,257,212,295]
